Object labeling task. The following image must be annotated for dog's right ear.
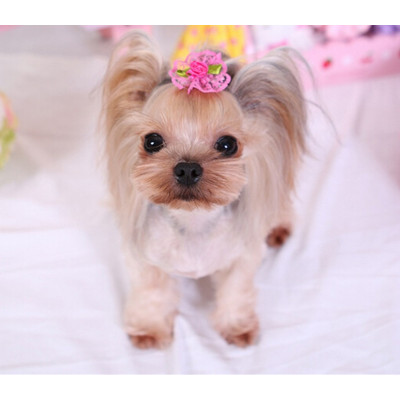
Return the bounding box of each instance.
[102,30,167,131]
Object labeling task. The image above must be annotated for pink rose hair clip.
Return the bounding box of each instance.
[169,50,231,94]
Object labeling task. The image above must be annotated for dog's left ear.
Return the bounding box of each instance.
[229,48,307,185]
[102,30,167,132]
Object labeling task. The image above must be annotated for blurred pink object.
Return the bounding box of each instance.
[245,26,400,88]
[83,25,152,42]
[313,25,371,41]
[301,31,400,88]
[0,25,16,32]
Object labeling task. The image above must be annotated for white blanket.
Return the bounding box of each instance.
[0,49,399,374]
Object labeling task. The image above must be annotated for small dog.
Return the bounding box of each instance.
[102,31,307,349]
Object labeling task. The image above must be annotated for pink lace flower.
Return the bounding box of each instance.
[169,50,231,94]
[188,60,208,77]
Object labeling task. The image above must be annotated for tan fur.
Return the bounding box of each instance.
[133,88,247,211]
[101,31,307,348]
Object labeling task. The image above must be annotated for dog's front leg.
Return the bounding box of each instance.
[211,248,263,347]
[123,252,179,349]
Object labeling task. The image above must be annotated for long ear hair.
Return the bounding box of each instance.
[229,48,308,239]
[102,31,167,244]
[102,30,168,132]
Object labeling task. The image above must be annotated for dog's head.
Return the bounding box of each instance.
[102,31,307,215]
[131,84,247,210]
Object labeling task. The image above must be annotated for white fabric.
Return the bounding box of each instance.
[0,48,399,374]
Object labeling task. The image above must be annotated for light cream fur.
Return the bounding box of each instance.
[102,31,307,349]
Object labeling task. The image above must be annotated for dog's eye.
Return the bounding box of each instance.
[214,135,238,156]
[144,133,165,153]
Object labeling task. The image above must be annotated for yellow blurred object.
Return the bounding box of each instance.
[0,92,17,169]
[173,25,246,61]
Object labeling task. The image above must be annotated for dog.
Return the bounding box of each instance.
[101,30,307,349]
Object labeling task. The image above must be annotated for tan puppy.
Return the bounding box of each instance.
[102,31,307,349]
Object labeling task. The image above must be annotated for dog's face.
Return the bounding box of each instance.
[103,32,307,223]
[131,85,248,210]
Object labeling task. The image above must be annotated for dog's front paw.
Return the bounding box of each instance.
[126,322,174,350]
[124,307,175,350]
[214,312,260,348]
[224,326,259,347]
[128,329,173,350]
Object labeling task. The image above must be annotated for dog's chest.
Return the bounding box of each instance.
[143,206,243,278]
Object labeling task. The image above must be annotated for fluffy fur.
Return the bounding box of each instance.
[102,31,307,349]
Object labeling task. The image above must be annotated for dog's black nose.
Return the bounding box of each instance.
[173,162,203,186]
